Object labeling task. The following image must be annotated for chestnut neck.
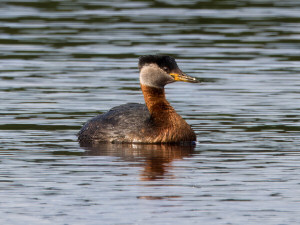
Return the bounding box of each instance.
[141,84,176,121]
[140,84,196,143]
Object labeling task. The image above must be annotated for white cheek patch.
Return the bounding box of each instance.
[140,64,170,88]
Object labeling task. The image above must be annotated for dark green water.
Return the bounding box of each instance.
[1,0,300,224]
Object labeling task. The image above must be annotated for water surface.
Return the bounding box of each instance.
[1,0,300,224]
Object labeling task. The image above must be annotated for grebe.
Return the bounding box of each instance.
[78,55,199,144]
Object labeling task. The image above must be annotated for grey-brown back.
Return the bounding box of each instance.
[78,103,150,144]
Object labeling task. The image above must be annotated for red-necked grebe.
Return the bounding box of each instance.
[78,55,199,144]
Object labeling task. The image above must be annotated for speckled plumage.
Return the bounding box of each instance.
[78,103,151,143]
[78,55,198,145]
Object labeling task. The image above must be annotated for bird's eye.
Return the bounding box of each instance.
[162,67,169,73]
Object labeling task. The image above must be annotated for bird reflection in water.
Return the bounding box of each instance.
[81,143,195,181]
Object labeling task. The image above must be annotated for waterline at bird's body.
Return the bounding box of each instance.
[78,55,199,145]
